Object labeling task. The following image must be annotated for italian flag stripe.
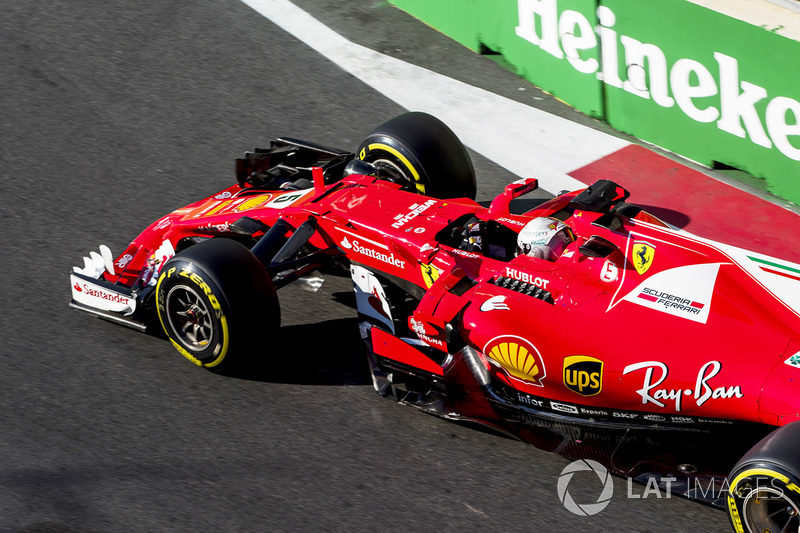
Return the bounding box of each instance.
[760,266,800,282]
[748,256,800,277]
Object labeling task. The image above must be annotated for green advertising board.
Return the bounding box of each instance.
[600,0,800,204]
[388,0,800,205]
[389,0,604,117]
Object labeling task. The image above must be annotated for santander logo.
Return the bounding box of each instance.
[76,282,132,304]
[71,273,136,314]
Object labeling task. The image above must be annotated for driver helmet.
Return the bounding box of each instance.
[516,217,575,261]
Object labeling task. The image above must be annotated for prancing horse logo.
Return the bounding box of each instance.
[632,242,656,275]
[420,262,440,288]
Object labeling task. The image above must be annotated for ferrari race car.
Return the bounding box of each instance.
[70,112,800,532]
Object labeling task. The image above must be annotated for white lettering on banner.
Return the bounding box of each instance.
[671,59,719,123]
[550,402,579,414]
[505,267,550,289]
[619,36,674,107]
[596,6,621,88]
[115,254,133,269]
[515,0,562,59]
[618,263,718,324]
[351,240,406,269]
[622,361,743,412]
[559,10,597,74]
[77,284,132,305]
[391,199,436,229]
[767,97,800,160]
[715,52,771,148]
[70,273,136,314]
[515,0,800,161]
[497,217,526,228]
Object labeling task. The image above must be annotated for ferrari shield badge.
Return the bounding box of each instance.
[420,262,440,288]
[632,241,656,275]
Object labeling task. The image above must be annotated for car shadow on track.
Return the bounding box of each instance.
[633,204,691,229]
[226,316,373,386]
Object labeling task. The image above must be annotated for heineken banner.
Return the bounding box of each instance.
[389,0,800,205]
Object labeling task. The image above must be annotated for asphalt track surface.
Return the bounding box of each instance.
[1,1,733,531]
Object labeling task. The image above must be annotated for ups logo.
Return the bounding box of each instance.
[563,356,603,396]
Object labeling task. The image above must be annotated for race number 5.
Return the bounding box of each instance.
[600,260,619,283]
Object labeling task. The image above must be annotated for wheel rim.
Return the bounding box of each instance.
[743,486,800,533]
[165,285,214,352]
[370,157,418,192]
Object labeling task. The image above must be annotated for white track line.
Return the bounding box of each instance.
[240,0,630,194]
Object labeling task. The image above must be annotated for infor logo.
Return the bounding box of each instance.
[557,459,614,516]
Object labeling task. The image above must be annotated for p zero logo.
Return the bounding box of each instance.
[563,356,603,397]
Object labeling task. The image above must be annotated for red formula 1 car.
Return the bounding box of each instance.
[70,112,800,533]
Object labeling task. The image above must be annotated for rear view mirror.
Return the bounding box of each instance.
[579,235,619,258]
[489,178,538,215]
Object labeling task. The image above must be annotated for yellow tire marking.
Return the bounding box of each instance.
[156,263,230,368]
[365,142,426,194]
[727,467,795,533]
[170,339,203,366]
[203,314,230,368]
[730,468,790,493]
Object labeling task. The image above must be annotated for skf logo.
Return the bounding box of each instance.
[484,336,546,386]
[563,356,603,396]
[632,242,656,275]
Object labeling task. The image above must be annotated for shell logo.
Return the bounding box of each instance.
[234,194,273,212]
[483,335,546,386]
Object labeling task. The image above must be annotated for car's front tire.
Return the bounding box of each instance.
[156,238,279,373]
[357,112,477,200]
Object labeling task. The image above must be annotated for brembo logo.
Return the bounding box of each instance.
[516,0,800,162]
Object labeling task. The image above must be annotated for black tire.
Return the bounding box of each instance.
[155,238,280,373]
[357,112,477,200]
[727,422,800,533]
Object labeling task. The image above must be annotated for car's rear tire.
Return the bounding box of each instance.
[155,238,280,373]
[357,112,477,200]
[727,422,800,533]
